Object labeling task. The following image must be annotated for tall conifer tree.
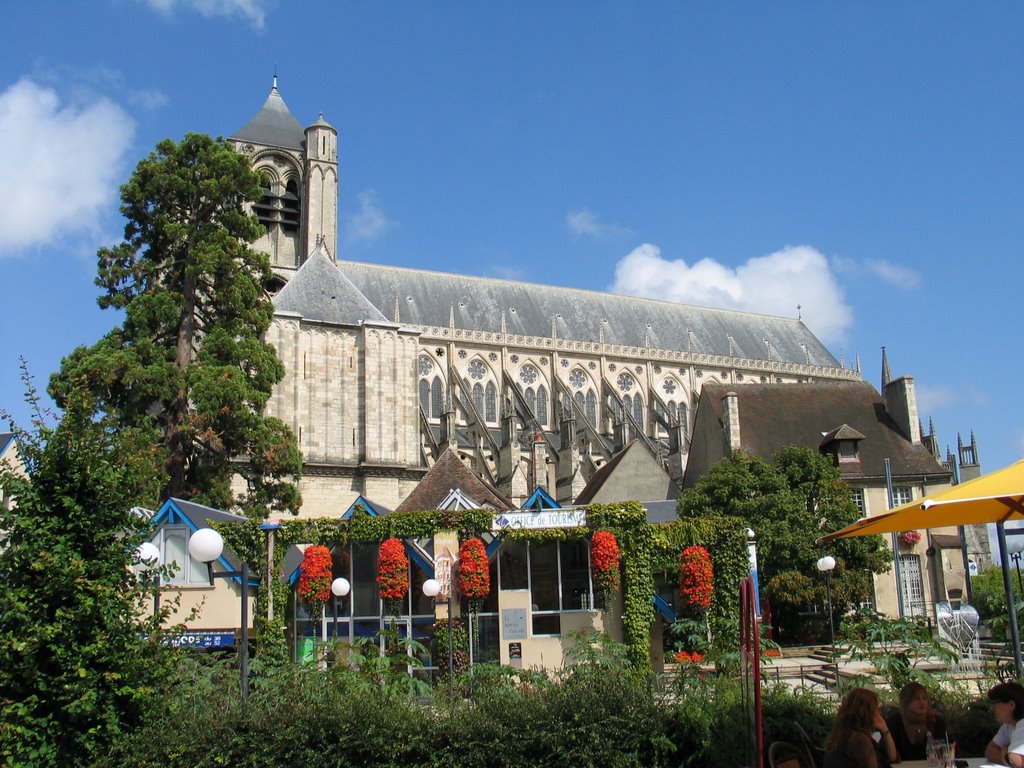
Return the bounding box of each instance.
[50,133,301,516]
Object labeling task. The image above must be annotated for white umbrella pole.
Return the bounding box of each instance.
[996,523,1023,678]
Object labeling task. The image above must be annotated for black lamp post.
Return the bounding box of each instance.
[136,541,162,615]
[423,578,454,704]
[189,528,257,701]
[331,577,351,641]
[817,555,838,688]
[1009,539,1024,596]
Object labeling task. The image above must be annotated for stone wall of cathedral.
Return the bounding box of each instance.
[265,316,424,517]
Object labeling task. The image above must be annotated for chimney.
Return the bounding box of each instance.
[882,376,921,445]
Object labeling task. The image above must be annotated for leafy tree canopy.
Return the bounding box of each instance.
[49,133,301,517]
[0,390,174,766]
[678,447,891,638]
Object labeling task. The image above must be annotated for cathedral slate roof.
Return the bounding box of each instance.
[231,79,306,151]
[336,260,839,367]
[273,248,390,325]
[693,381,950,480]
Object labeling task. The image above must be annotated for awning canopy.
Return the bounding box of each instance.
[819,459,1024,543]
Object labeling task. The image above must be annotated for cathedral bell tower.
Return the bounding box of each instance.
[303,113,338,260]
[230,77,339,281]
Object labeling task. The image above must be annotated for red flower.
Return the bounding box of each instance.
[298,545,332,607]
[377,538,410,600]
[458,538,490,600]
[898,530,922,547]
[590,530,622,594]
[679,545,713,610]
[673,650,705,663]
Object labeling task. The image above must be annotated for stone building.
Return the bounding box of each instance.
[229,80,866,519]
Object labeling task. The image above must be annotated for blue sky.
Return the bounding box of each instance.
[1,1,1021,475]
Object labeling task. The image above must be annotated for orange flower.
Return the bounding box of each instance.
[377,538,409,599]
[458,538,490,600]
[590,530,622,593]
[679,545,713,610]
[298,545,332,606]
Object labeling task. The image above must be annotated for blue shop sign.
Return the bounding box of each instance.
[166,632,236,649]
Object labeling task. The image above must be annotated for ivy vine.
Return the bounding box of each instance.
[212,503,748,674]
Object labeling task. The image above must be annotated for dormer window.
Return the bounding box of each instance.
[819,424,866,467]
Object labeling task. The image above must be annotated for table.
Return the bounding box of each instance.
[899,759,992,768]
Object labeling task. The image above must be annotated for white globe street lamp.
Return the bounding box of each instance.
[329,577,351,641]
[188,527,254,701]
[136,542,162,614]
[1008,537,1024,594]
[816,555,838,688]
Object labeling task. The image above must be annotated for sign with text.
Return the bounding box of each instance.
[493,510,587,531]
[165,632,235,650]
[501,608,528,640]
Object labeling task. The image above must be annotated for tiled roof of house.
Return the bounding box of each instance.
[396,448,513,512]
[698,381,949,479]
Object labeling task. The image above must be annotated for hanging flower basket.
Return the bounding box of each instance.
[458,537,490,605]
[679,545,714,611]
[898,530,922,548]
[590,530,622,608]
[377,538,409,616]
[298,545,333,625]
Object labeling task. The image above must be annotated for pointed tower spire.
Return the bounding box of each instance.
[881,346,893,388]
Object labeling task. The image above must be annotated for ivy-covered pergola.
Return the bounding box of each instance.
[214,501,751,672]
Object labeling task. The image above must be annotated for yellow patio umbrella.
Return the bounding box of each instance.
[818,458,1024,542]
[818,458,1024,678]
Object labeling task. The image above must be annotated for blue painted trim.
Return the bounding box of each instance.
[485,537,502,558]
[343,497,378,519]
[653,594,676,622]
[521,486,560,510]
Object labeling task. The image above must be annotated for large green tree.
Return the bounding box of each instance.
[678,446,891,641]
[49,133,301,516]
[0,392,173,766]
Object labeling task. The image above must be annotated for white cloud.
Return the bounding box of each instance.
[865,259,921,289]
[144,0,273,29]
[831,254,921,289]
[610,243,853,345]
[566,208,631,238]
[345,190,395,245]
[0,78,135,254]
[916,384,959,414]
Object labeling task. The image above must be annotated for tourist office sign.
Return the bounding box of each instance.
[492,510,587,530]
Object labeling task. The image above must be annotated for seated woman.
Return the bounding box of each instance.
[986,681,1024,767]
[885,681,947,761]
[824,688,898,768]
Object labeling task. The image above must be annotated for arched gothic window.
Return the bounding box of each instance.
[536,385,548,425]
[585,390,597,426]
[419,379,430,415]
[525,387,536,417]
[430,377,444,418]
[632,395,643,426]
[485,381,497,422]
[473,383,484,415]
